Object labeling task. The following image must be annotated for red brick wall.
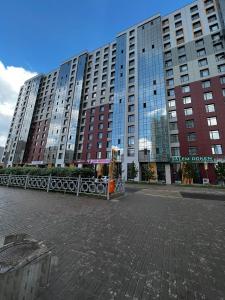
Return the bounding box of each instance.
[175,75,225,158]
[82,104,110,160]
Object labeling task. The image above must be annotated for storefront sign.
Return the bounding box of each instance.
[171,156,215,163]
[31,161,44,165]
[75,159,111,165]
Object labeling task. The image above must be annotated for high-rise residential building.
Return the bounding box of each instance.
[0,147,4,162]
[2,0,225,184]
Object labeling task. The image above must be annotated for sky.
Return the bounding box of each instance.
[0,0,193,147]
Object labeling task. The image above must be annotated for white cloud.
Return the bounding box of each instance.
[0,61,37,147]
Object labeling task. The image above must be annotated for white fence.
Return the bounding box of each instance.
[0,174,125,200]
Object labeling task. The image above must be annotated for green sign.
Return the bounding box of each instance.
[171,156,215,163]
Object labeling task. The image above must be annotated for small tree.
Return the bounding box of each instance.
[182,163,195,184]
[142,165,156,183]
[129,161,138,180]
[215,162,225,185]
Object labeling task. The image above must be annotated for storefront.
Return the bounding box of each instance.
[75,159,111,177]
[171,156,225,185]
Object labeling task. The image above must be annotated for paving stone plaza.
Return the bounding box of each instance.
[0,185,225,300]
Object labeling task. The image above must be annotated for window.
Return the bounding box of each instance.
[168,89,175,97]
[187,132,197,141]
[128,85,135,93]
[128,95,135,102]
[195,39,204,47]
[171,147,180,156]
[128,136,135,146]
[215,53,225,62]
[166,69,173,77]
[128,114,135,122]
[178,46,185,55]
[181,74,189,83]
[170,134,179,143]
[169,111,177,119]
[174,13,181,21]
[210,130,220,140]
[163,34,170,41]
[197,48,206,57]
[180,64,188,72]
[206,5,215,13]
[98,123,104,130]
[167,79,174,86]
[208,15,217,23]
[202,80,211,88]
[129,76,135,84]
[179,55,187,63]
[165,60,172,68]
[190,5,198,13]
[99,115,104,121]
[198,58,208,67]
[175,21,182,28]
[220,76,225,84]
[200,69,210,78]
[97,142,102,149]
[184,107,193,116]
[194,30,203,38]
[204,92,213,100]
[214,43,223,52]
[168,100,176,107]
[162,19,169,26]
[223,89,225,96]
[192,13,200,21]
[182,85,190,93]
[205,104,215,113]
[169,122,178,130]
[210,24,219,32]
[193,21,201,30]
[207,117,217,126]
[176,29,183,36]
[127,149,135,157]
[212,33,221,42]
[186,119,195,128]
[165,51,172,59]
[97,152,102,159]
[183,96,191,104]
[164,42,171,50]
[189,147,198,155]
[212,145,223,155]
[88,134,93,141]
[128,125,135,133]
[218,64,225,73]
[128,104,135,112]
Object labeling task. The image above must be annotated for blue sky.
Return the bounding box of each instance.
[1,0,193,73]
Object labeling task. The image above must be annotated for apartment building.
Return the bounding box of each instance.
[2,0,225,184]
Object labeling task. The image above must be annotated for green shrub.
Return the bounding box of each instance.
[0,166,95,178]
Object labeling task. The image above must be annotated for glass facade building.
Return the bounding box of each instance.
[2,0,225,184]
[137,17,169,163]
[111,34,127,161]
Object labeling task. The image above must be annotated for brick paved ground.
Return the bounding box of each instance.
[0,185,225,300]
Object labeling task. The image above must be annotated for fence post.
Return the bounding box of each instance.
[47,175,51,193]
[76,175,81,197]
[7,174,11,187]
[107,180,110,201]
[25,174,29,190]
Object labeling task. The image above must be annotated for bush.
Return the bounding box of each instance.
[0,167,95,178]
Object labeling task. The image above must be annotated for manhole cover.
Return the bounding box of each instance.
[0,242,39,272]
